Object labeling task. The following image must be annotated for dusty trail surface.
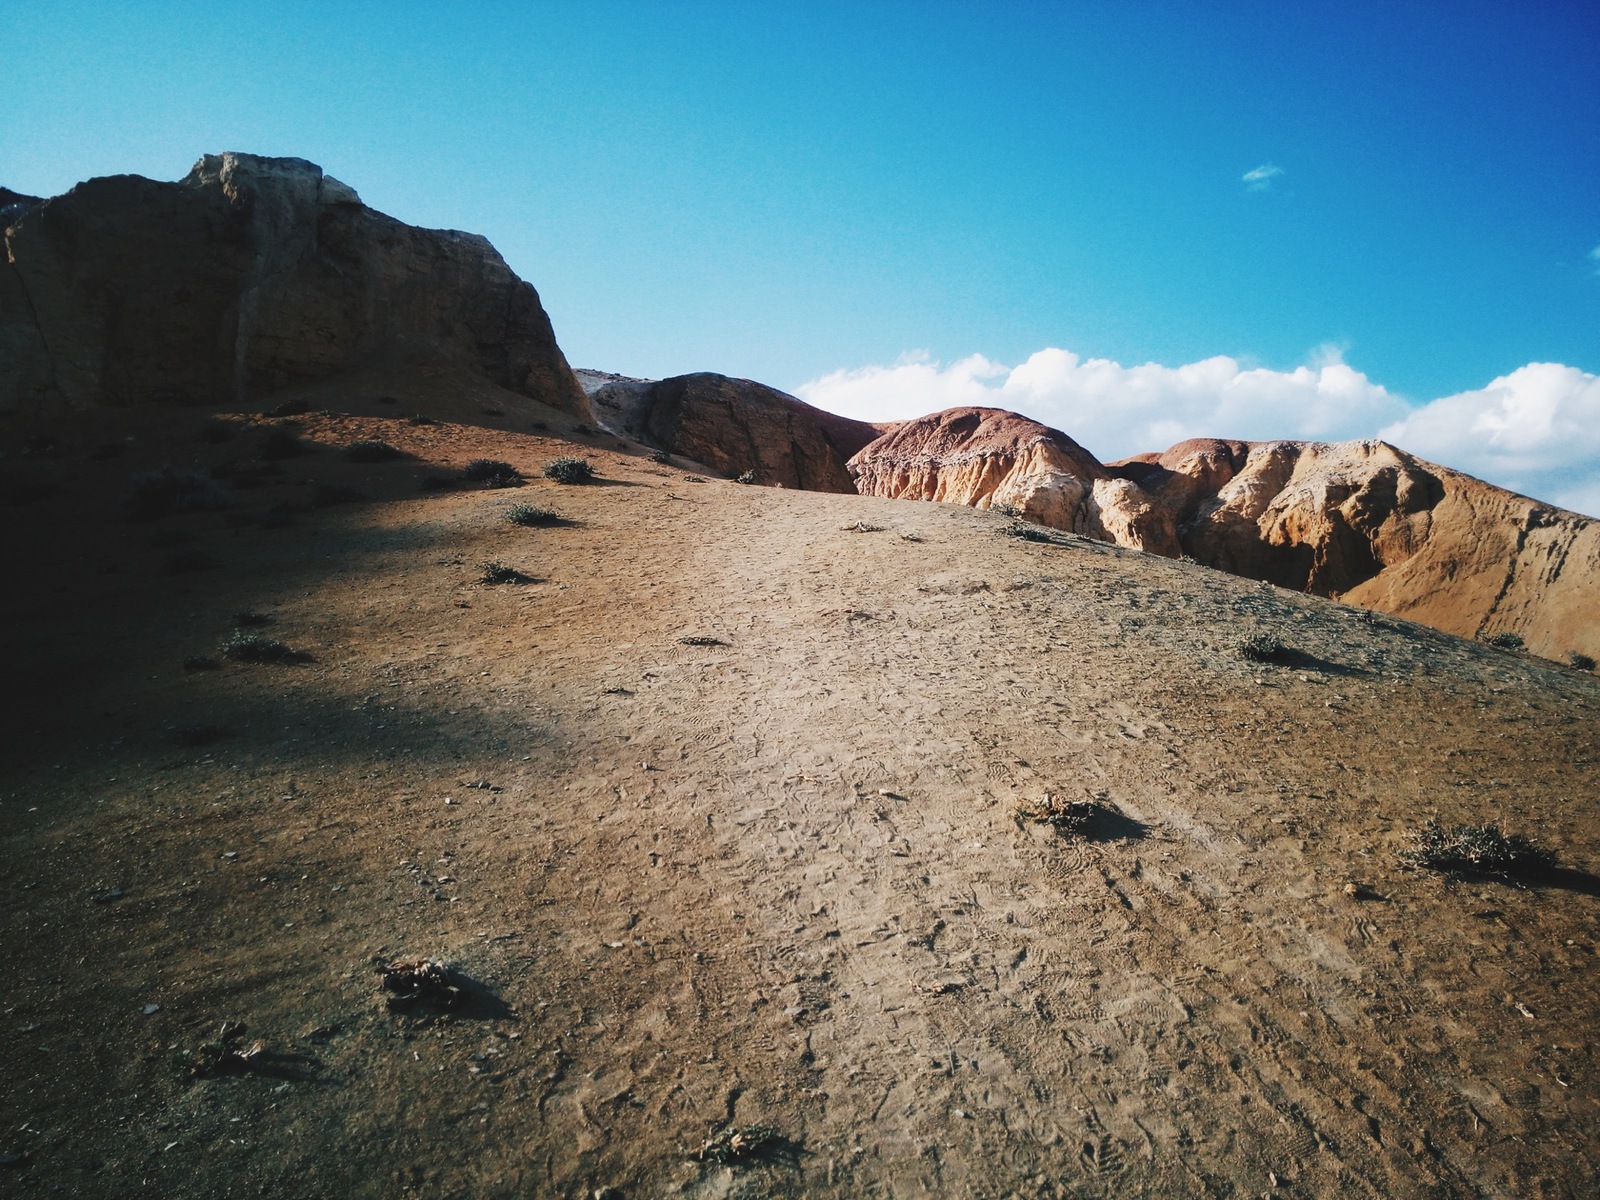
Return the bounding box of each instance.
[3,395,1599,1198]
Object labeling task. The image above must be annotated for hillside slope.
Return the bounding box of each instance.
[2,383,1598,1198]
[849,410,1600,664]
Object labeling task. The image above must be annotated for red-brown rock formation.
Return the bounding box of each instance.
[852,408,1599,661]
[848,407,1181,555]
[1,153,588,418]
[589,371,882,493]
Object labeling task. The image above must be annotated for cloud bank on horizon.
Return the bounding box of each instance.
[796,351,1600,519]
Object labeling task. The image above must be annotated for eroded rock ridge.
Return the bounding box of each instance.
[849,409,1599,660]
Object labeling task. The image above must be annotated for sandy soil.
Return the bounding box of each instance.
[2,379,1598,1198]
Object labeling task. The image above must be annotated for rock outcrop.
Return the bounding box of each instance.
[589,371,881,492]
[850,408,1599,661]
[849,407,1180,554]
[1,153,588,418]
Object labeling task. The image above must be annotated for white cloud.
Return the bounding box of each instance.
[798,345,1406,462]
[1378,363,1600,515]
[797,351,1600,517]
[1242,163,1283,192]
[1590,244,1600,275]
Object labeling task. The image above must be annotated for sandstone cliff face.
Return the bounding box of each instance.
[848,407,1180,555]
[590,371,881,492]
[851,409,1599,661]
[1,153,588,418]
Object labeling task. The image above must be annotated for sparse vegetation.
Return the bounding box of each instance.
[649,449,671,464]
[1566,652,1595,671]
[694,1124,781,1165]
[679,635,726,647]
[543,456,594,484]
[1401,819,1556,878]
[736,469,757,484]
[343,440,404,462]
[992,501,1023,517]
[506,503,560,527]
[1015,794,1108,836]
[684,475,707,483]
[182,1021,267,1079]
[125,468,233,519]
[1484,631,1524,650]
[1001,520,1051,542]
[221,631,309,664]
[479,561,533,585]
[462,459,523,488]
[378,959,465,1011]
[1238,633,1286,663]
[407,414,437,426]
[839,520,885,532]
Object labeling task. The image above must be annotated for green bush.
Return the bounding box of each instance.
[506,503,560,527]
[543,456,594,484]
[462,459,523,488]
[1239,633,1285,663]
[343,440,404,462]
[1484,631,1524,650]
[1567,652,1595,672]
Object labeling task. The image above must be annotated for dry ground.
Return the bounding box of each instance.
[2,377,1599,1198]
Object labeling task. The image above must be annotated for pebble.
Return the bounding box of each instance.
[142,1003,161,1016]
[91,888,125,904]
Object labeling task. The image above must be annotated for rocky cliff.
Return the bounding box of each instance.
[589,371,881,492]
[850,411,1600,661]
[849,407,1181,554]
[1,153,588,418]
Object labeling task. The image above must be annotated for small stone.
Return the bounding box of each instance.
[142,1003,161,1015]
[594,1188,623,1200]
[91,888,125,904]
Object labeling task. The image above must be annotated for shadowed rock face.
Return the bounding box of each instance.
[1,153,588,418]
[591,371,881,492]
[852,408,1599,660]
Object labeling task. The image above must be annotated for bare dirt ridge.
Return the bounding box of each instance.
[1,372,1598,1198]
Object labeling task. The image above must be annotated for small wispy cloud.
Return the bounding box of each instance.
[1242,163,1283,192]
[1589,244,1600,275]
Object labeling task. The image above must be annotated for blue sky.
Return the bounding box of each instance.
[7,1,1600,508]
